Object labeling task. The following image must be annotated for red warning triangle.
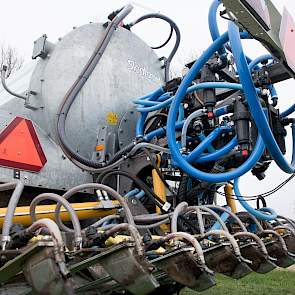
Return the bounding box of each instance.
[0,117,47,172]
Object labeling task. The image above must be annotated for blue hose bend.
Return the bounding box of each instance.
[233,178,277,221]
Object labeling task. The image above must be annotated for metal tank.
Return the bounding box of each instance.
[0,22,164,189]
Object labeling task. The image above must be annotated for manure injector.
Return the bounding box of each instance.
[0,0,295,294]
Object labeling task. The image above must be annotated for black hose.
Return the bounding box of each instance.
[100,170,166,208]
[129,13,181,82]
[143,113,167,134]
[151,25,173,50]
[56,5,133,169]
[142,148,174,194]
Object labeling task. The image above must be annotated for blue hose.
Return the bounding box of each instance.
[233,178,277,221]
[137,81,261,113]
[125,188,145,199]
[281,103,295,118]
[166,31,265,183]
[208,0,226,56]
[195,136,238,164]
[210,207,230,231]
[136,87,165,137]
[248,54,278,100]
[144,120,184,142]
[198,133,215,153]
[186,126,231,163]
[228,22,295,174]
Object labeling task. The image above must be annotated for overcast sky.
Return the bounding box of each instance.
[0,0,294,217]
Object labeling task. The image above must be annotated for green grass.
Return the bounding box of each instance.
[181,270,295,295]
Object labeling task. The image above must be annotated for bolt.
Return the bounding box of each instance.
[131,199,137,205]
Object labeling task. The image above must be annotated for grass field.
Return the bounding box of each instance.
[181,270,295,295]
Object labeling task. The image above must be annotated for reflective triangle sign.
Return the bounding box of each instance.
[0,117,47,172]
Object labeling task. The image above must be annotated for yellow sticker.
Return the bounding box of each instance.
[106,112,119,125]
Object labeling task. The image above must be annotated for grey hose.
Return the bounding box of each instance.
[181,109,204,150]
[26,218,69,278]
[55,183,135,232]
[134,213,173,222]
[259,229,289,252]
[1,181,24,249]
[198,206,229,232]
[104,223,143,256]
[136,218,170,229]
[130,143,170,156]
[273,225,295,236]
[90,215,120,229]
[26,218,64,248]
[277,215,295,230]
[171,202,188,233]
[233,232,268,256]
[30,193,82,248]
[57,4,133,170]
[1,66,27,100]
[163,232,206,265]
[203,230,242,258]
[241,212,289,252]
[239,212,264,232]
[206,205,247,232]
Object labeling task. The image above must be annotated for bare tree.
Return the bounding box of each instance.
[0,45,24,78]
[169,49,200,79]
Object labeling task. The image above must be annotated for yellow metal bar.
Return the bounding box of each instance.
[0,201,119,228]
[225,184,237,213]
[152,155,169,231]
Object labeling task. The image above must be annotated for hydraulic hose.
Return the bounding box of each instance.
[129,13,181,82]
[163,232,206,265]
[228,22,295,174]
[1,66,27,100]
[99,170,165,208]
[90,215,120,229]
[30,193,82,248]
[26,218,64,248]
[57,4,133,170]
[206,205,247,231]
[1,181,24,249]
[55,183,135,231]
[104,223,143,256]
[171,202,188,233]
[203,230,242,258]
[151,25,173,50]
[233,178,277,221]
[136,218,170,229]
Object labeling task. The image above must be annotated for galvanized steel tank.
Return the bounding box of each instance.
[0,22,164,189]
[0,23,164,159]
